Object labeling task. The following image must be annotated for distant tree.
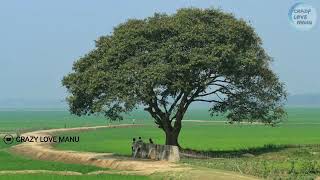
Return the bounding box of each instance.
[62,8,286,147]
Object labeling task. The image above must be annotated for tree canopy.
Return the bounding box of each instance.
[62,8,286,146]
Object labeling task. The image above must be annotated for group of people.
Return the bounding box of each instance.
[131,137,154,156]
[132,137,154,144]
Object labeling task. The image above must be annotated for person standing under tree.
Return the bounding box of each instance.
[131,138,136,156]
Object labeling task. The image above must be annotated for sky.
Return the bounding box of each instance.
[0,0,319,103]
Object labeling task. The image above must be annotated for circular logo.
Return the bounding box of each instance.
[289,2,317,31]
[3,134,14,144]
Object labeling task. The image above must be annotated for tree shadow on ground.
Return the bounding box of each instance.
[180,144,300,158]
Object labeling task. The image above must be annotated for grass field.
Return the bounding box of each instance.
[0,141,147,179]
[0,148,148,179]
[182,145,320,179]
[54,107,320,155]
[1,107,320,179]
[0,110,109,132]
[0,150,104,173]
[1,107,318,131]
[50,107,320,179]
[55,123,320,155]
[0,174,149,180]
[0,109,155,179]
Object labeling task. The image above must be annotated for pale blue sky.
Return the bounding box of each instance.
[0,0,319,102]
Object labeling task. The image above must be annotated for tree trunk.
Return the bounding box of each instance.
[165,130,180,147]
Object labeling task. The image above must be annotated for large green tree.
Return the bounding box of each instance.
[62,8,286,146]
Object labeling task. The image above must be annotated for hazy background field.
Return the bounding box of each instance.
[1,107,319,130]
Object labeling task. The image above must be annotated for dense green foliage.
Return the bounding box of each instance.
[62,8,286,145]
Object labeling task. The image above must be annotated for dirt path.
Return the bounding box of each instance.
[10,124,259,179]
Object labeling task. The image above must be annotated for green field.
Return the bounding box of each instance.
[182,145,320,179]
[0,150,104,173]
[0,109,155,180]
[53,108,320,155]
[0,109,155,132]
[1,107,320,179]
[0,110,110,132]
[1,107,318,131]
[51,107,320,179]
[0,147,147,180]
[0,140,147,179]
[0,174,149,180]
[55,122,320,155]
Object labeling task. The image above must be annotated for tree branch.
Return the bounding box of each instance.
[168,92,183,114]
[144,106,164,130]
[193,99,223,103]
[197,88,222,97]
[210,83,236,95]
[159,97,168,114]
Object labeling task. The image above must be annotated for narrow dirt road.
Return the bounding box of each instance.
[9,124,259,179]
